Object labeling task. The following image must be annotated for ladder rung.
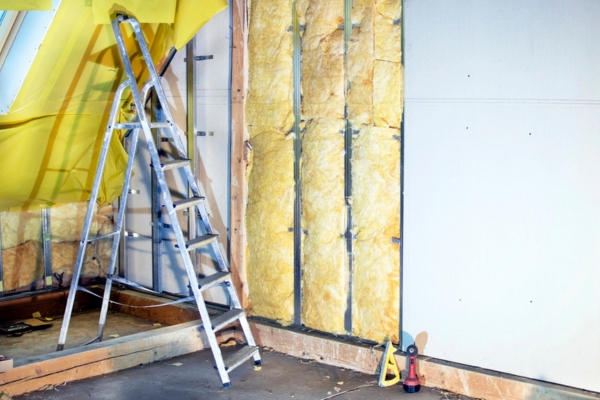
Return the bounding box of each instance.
[197,272,230,292]
[87,231,118,243]
[176,234,218,251]
[149,122,172,129]
[113,122,142,130]
[171,196,205,210]
[205,309,244,332]
[224,345,260,372]
[155,159,190,171]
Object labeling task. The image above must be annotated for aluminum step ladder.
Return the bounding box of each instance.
[56,13,261,388]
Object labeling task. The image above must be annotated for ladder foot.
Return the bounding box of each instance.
[222,382,231,389]
[255,360,262,365]
[56,344,64,351]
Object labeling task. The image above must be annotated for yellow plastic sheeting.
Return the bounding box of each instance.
[172,0,228,51]
[301,118,347,334]
[352,127,400,343]
[92,0,177,24]
[245,128,295,324]
[245,0,293,131]
[0,0,51,10]
[0,0,224,211]
[301,0,345,120]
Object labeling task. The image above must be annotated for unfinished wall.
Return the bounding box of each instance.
[245,0,402,341]
[350,0,402,343]
[1,202,113,292]
[245,0,295,323]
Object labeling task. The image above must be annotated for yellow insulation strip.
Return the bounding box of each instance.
[373,60,403,128]
[352,127,400,343]
[301,118,347,334]
[0,0,223,211]
[348,0,374,126]
[245,0,294,131]
[245,0,295,323]
[1,203,113,290]
[374,0,402,62]
[301,0,345,120]
[246,128,295,323]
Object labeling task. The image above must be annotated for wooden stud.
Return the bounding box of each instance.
[229,0,250,309]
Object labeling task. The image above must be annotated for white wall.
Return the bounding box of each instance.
[403,0,600,392]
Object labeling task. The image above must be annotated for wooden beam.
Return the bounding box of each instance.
[250,322,599,400]
[230,0,250,309]
[0,321,241,397]
[109,289,200,325]
[0,288,101,322]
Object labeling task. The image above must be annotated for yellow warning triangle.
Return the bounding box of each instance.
[378,341,401,387]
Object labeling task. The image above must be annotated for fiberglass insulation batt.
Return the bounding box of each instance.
[245,0,295,323]
[299,0,348,334]
[1,203,113,291]
[350,0,402,343]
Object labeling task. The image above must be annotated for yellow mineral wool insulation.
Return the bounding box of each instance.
[48,203,113,243]
[301,118,347,334]
[351,127,400,343]
[0,210,41,249]
[246,0,294,131]
[373,60,403,128]
[52,241,108,281]
[374,0,401,62]
[2,241,43,291]
[0,202,113,249]
[348,0,374,126]
[246,128,295,323]
[1,240,106,292]
[301,0,345,120]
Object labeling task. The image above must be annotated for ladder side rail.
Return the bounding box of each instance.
[95,128,142,341]
[57,81,129,351]
[96,81,154,340]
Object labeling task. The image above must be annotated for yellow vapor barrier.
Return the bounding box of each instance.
[0,0,51,10]
[245,0,295,324]
[0,0,225,211]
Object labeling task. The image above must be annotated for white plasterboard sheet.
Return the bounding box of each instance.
[403,0,600,392]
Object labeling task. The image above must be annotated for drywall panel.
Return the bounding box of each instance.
[403,0,600,392]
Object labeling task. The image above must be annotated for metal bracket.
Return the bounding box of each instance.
[195,55,213,61]
[393,135,402,141]
[392,237,402,245]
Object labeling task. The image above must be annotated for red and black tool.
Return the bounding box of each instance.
[403,344,421,393]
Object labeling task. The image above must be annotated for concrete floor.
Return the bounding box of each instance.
[13,345,478,400]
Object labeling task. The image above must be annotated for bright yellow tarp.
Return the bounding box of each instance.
[0,0,51,10]
[0,0,226,211]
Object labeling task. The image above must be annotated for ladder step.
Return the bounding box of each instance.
[176,234,218,251]
[87,231,118,243]
[171,196,205,209]
[148,122,172,129]
[205,309,244,332]
[154,159,190,171]
[114,122,141,130]
[197,271,231,292]
[224,345,260,372]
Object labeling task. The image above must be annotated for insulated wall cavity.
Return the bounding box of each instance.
[1,202,113,292]
[245,0,295,323]
[299,0,348,334]
[350,0,402,343]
